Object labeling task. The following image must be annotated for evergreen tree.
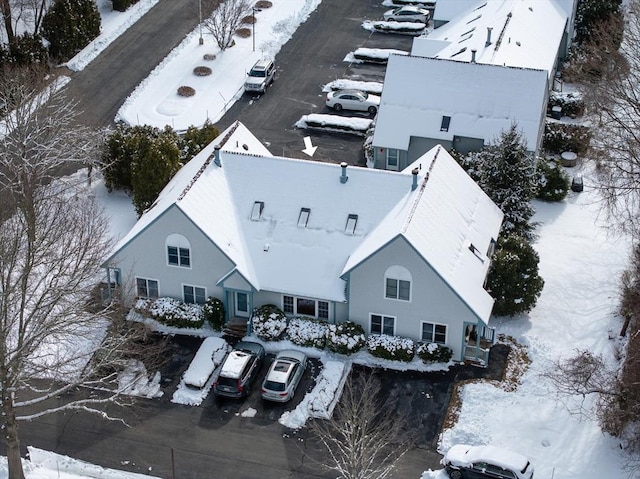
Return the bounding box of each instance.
[487,235,545,316]
[179,119,220,163]
[478,124,537,241]
[129,126,181,216]
[575,0,622,44]
[42,0,100,61]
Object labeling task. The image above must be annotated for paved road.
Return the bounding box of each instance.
[63,0,213,128]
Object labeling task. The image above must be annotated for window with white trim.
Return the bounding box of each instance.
[384,265,411,301]
[183,285,206,304]
[166,233,191,267]
[282,295,329,319]
[136,277,159,298]
[421,322,447,344]
[370,314,395,335]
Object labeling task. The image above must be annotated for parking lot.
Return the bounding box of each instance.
[215,0,415,165]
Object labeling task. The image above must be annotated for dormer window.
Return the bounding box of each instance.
[251,201,264,221]
[345,214,358,235]
[440,116,451,132]
[298,207,311,227]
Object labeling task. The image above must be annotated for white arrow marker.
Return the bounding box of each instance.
[302,136,317,157]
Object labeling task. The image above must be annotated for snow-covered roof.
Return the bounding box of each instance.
[343,145,503,321]
[372,54,548,152]
[110,122,501,319]
[418,0,568,77]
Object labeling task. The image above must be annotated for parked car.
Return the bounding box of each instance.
[326,89,380,115]
[244,58,276,94]
[183,337,229,389]
[383,5,430,23]
[442,444,534,479]
[261,350,307,402]
[213,341,265,398]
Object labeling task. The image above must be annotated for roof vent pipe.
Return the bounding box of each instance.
[340,162,349,184]
[411,167,419,191]
[471,49,477,63]
[485,27,493,47]
[213,145,221,167]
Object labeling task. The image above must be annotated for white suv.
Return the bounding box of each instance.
[244,59,276,94]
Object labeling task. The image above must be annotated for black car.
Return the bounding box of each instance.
[213,341,265,398]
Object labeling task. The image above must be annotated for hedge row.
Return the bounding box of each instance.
[135,296,224,330]
[543,121,591,155]
[251,305,453,363]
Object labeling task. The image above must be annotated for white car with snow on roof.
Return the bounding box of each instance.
[261,350,307,402]
[442,444,534,479]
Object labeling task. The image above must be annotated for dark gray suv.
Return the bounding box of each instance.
[213,341,265,398]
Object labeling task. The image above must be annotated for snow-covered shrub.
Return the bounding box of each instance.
[326,321,365,355]
[251,304,288,341]
[548,91,585,117]
[287,317,328,349]
[366,334,415,362]
[543,121,591,155]
[536,157,570,202]
[417,342,453,363]
[203,296,225,331]
[135,297,204,329]
[177,86,195,97]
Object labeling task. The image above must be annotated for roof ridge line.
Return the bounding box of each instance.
[401,147,440,233]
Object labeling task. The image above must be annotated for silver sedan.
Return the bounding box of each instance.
[261,350,307,402]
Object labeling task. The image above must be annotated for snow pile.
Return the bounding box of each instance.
[296,114,373,135]
[117,359,163,398]
[344,47,408,63]
[322,79,384,94]
[365,20,427,35]
[279,360,349,429]
[239,407,257,418]
[172,337,229,406]
[20,447,161,479]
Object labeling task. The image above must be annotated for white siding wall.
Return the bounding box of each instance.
[347,236,478,361]
[109,205,235,304]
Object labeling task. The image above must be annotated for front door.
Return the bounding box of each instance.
[235,292,249,317]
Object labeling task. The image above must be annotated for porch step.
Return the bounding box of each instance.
[223,317,248,338]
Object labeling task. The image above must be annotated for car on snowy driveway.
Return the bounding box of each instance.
[383,6,430,23]
[213,341,265,398]
[261,350,307,402]
[442,444,534,479]
[325,89,380,115]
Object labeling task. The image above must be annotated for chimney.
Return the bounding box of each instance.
[340,162,349,184]
[411,167,419,191]
[485,27,493,47]
[213,145,221,167]
[471,49,477,63]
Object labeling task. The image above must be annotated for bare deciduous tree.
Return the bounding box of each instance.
[202,0,251,50]
[309,372,411,479]
[569,0,640,238]
[0,65,154,479]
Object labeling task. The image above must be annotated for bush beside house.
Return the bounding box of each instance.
[366,334,415,362]
[287,317,328,349]
[417,342,453,363]
[203,297,225,331]
[135,297,204,329]
[326,321,366,355]
[251,304,288,341]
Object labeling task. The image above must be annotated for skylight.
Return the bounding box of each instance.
[251,201,264,220]
[345,214,358,235]
[298,207,311,227]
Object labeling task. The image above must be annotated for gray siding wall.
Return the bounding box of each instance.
[347,236,478,361]
[408,137,452,163]
[109,205,235,304]
[372,147,409,171]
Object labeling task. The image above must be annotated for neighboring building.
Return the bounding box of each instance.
[371,55,548,170]
[104,121,503,365]
[371,0,571,170]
